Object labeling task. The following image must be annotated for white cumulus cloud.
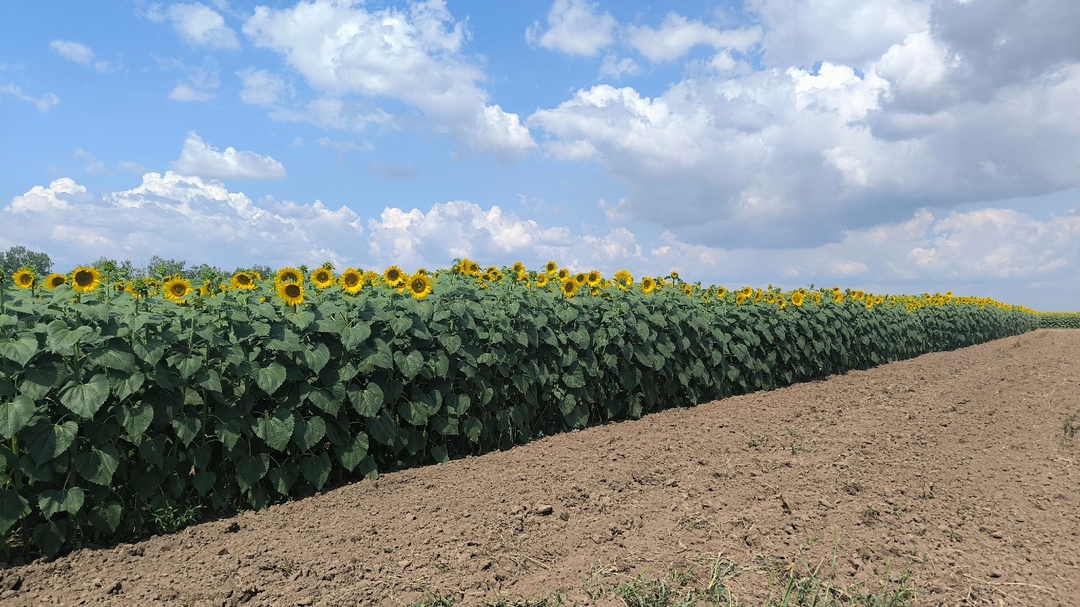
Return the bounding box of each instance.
[167,3,240,49]
[237,68,287,105]
[0,84,59,112]
[170,132,286,180]
[624,13,761,63]
[244,0,536,160]
[526,0,616,57]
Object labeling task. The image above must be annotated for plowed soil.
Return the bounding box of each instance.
[2,330,1079,607]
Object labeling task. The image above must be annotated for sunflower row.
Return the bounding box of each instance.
[5,260,1049,318]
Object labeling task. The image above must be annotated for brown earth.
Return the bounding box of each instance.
[2,329,1079,607]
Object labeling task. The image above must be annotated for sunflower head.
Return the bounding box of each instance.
[791,291,805,307]
[557,268,571,281]
[311,267,335,289]
[613,269,633,289]
[277,281,305,306]
[735,293,748,305]
[408,274,433,300]
[545,261,558,275]
[534,273,549,288]
[833,291,844,304]
[341,268,364,294]
[276,267,302,284]
[682,284,694,297]
[71,267,102,294]
[573,273,587,286]
[586,270,602,287]
[560,279,578,298]
[231,271,257,291]
[44,273,67,290]
[640,277,657,295]
[383,266,405,287]
[163,278,192,304]
[13,269,35,289]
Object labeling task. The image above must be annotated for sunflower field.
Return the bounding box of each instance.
[0,260,1055,558]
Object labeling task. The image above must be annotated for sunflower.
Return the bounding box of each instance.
[560,279,578,298]
[71,267,102,294]
[276,267,302,284]
[340,268,363,294]
[735,293,748,305]
[613,269,633,290]
[791,291,805,307]
[557,268,571,281]
[231,271,257,291]
[682,284,694,297]
[586,270,602,287]
[716,286,728,299]
[833,291,844,304]
[44,273,67,290]
[277,281,305,306]
[739,286,753,298]
[534,273,549,288]
[163,278,192,304]
[408,274,433,300]
[545,261,558,275]
[13,269,35,289]
[311,267,335,289]
[383,266,405,287]
[573,273,587,286]
[640,277,657,295]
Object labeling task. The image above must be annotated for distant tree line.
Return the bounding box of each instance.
[0,245,272,284]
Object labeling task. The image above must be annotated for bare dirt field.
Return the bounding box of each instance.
[2,329,1078,606]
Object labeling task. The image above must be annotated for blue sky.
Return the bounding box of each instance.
[1,0,1078,310]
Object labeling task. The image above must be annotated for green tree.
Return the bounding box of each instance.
[92,257,136,282]
[143,256,195,280]
[1,245,53,279]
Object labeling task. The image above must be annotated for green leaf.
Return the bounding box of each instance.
[75,444,120,486]
[340,323,371,349]
[38,487,85,518]
[86,348,137,373]
[192,470,217,496]
[303,342,331,374]
[564,403,589,429]
[19,363,58,401]
[396,350,425,381]
[300,452,331,489]
[254,362,287,395]
[292,416,326,452]
[32,520,67,558]
[397,399,435,426]
[88,501,123,534]
[119,401,154,442]
[214,418,242,451]
[0,334,37,367]
[0,488,30,535]
[268,463,299,496]
[255,408,295,452]
[113,372,146,401]
[366,413,399,447]
[337,431,369,471]
[462,418,482,444]
[132,338,166,366]
[431,443,449,464]
[25,420,78,466]
[60,374,111,419]
[0,394,35,439]
[348,382,384,417]
[390,315,412,335]
[171,416,201,447]
[235,452,270,491]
